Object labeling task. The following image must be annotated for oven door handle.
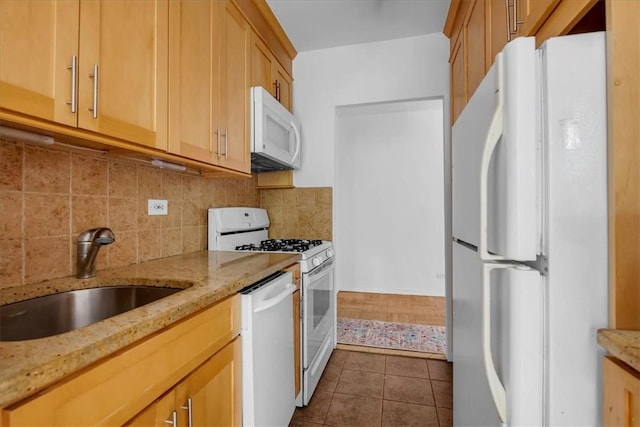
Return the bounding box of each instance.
[254,283,296,313]
[306,258,334,279]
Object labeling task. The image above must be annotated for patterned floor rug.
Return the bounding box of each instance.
[337,317,447,354]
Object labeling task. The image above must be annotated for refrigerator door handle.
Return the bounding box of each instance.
[482,262,512,424]
[479,54,508,262]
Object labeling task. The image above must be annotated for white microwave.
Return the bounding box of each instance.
[250,86,301,172]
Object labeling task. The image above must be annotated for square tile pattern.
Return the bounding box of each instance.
[290,350,452,427]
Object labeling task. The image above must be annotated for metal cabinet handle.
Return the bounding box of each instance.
[66,56,77,113]
[223,128,228,160]
[506,0,525,37]
[88,64,99,118]
[504,0,512,42]
[215,128,221,159]
[181,398,193,427]
[164,410,178,426]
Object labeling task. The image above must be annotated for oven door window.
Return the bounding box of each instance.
[303,261,334,368]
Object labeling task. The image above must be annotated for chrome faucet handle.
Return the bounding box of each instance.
[76,228,115,279]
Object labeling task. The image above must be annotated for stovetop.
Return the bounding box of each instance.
[235,239,324,253]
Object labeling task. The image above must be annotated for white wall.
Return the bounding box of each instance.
[292,32,450,188]
[335,99,446,296]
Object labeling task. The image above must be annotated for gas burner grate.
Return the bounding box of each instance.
[235,239,323,253]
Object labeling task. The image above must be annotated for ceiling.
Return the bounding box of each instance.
[266,0,451,53]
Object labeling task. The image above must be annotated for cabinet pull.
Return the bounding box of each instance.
[88,64,99,119]
[273,80,281,102]
[181,398,193,427]
[164,410,178,426]
[504,0,512,42]
[223,128,228,160]
[66,56,78,113]
[215,128,221,159]
[506,0,524,37]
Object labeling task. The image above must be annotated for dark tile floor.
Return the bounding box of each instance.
[290,350,453,427]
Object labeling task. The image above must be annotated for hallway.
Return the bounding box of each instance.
[290,350,453,427]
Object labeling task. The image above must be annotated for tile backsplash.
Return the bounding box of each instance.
[261,187,332,241]
[0,139,259,288]
[0,139,334,289]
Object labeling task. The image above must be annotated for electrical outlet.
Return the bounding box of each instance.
[148,199,168,216]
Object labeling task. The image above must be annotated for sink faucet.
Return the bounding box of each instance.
[77,228,115,279]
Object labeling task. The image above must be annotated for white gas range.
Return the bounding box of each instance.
[208,207,335,408]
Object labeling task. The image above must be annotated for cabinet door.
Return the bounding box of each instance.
[274,64,293,111]
[250,32,275,94]
[218,0,250,173]
[168,0,220,164]
[78,0,168,150]
[450,33,466,124]
[124,389,177,427]
[250,32,293,112]
[603,356,640,427]
[487,0,509,68]
[286,263,302,398]
[465,0,486,100]
[516,0,559,36]
[0,0,78,126]
[177,337,243,427]
[292,288,301,398]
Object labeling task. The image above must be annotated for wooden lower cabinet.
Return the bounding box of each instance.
[1,296,241,426]
[126,337,242,427]
[603,356,640,426]
[285,263,302,399]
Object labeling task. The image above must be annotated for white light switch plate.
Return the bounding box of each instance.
[148,199,168,216]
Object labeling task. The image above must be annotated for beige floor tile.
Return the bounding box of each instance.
[335,369,384,398]
[431,380,453,408]
[385,355,429,379]
[293,391,333,424]
[381,400,439,427]
[324,393,382,427]
[316,366,341,394]
[437,407,453,427]
[343,351,386,373]
[383,375,434,406]
[326,349,349,370]
[288,419,325,427]
[427,359,453,382]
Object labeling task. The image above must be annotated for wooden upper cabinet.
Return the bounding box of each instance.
[168,0,250,173]
[168,0,220,164]
[0,0,168,150]
[466,0,486,99]
[218,0,251,173]
[516,0,561,37]
[450,34,466,123]
[445,0,603,124]
[250,32,293,111]
[0,0,79,127]
[487,0,510,68]
[274,63,293,111]
[78,0,168,150]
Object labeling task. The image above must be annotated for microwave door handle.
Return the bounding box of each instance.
[291,120,301,163]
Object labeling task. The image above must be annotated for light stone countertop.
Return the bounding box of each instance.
[0,250,299,408]
[597,329,640,373]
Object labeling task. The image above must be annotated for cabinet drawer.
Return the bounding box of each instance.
[2,295,240,426]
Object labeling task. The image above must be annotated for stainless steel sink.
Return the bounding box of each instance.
[0,286,183,341]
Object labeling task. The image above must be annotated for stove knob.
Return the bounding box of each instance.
[312,257,321,267]
[326,250,334,258]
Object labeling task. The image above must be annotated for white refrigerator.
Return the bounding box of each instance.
[452,33,608,426]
